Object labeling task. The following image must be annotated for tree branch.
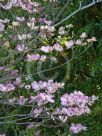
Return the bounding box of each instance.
[54,0,102,27]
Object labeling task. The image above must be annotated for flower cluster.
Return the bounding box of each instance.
[0,0,43,13]
[17,33,31,40]
[40,33,97,53]
[54,91,98,121]
[41,43,63,53]
[16,44,28,52]
[30,93,54,106]
[26,54,47,62]
[39,25,55,38]
[31,80,64,93]
[69,123,87,134]
[18,0,42,13]
[30,80,64,106]
[26,53,57,62]
[0,83,15,92]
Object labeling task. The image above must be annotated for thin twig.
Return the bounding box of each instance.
[54,1,102,27]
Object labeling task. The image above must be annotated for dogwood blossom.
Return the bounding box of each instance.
[0,83,15,92]
[31,80,64,94]
[65,40,75,49]
[69,123,87,134]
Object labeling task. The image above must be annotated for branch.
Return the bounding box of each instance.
[54,0,102,27]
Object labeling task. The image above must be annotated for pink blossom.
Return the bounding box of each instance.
[0,66,5,71]
[26,54,40,61]
[58,27,66,35]
[31,80,64,94]
[69,123,87,134]
[61,91,89,107]
[0,0,17,10]
[8,98,16,104]
[45,20,52,25]
[65,40,74,49]
[75,39,82,45]
[87,37,97,42]
[59,115,68,123]
[31,81,40,90]
[32,108,43,117]
[30,93,54,105]
[41,46,53,53]
[18,34,31,40]
[28,1,40,7]
[16,44,25,52]
[80,32,87,38]
[18,96,26,105]
[18,0,41,13]
[40,55,46,61]
[31,54,40,60]
[5,83,15,91]
[0,84,6,92]
[0,83,15,92]
[45,94,54,103]
[53,43,63,51]
[16,16,25,22]
[54,91,98,117]
[40,25,55,38]
[13,78,23,88]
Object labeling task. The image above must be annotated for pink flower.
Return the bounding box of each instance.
[31,54,40,60]
[32,108,43,117]
[0,66,5,71]
[40,55,46,61]
[28,1,40,7]
[16,16,25,22]
[76,39,82,45]
[8,98,16,104]
[18,96,26,105]
[26,54,40,61]
[31,80,64,94]
[13,78,23,88]
[18,0,41,13]
[69,123,87,134]
[41,46,53,53]
[0,84,6,92]
[16,44,25,52]
[65,40,74,49]
[0,0,17,10]
[30,92,55,105]
[45,94,54,103]
[5,83,15,91]
[80,32,87,38]
[87,37,97,42]
[18,34,31,40]
[59,115,68,123]
[31,81,40,90]
[0,83,15,92]
[53,43,63,51]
